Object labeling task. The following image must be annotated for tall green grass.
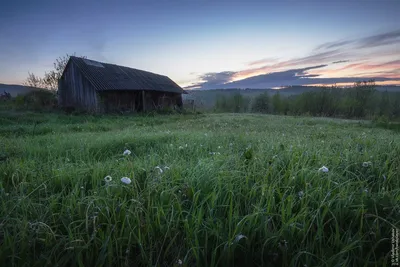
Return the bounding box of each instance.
[0,111,399,266]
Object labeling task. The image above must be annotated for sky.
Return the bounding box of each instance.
[0,0,399,89]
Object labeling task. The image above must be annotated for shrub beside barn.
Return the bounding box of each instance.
[58,57,186,113]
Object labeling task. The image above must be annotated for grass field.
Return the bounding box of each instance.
[0,111,399,266]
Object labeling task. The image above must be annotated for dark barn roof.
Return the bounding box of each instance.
[64,56,186,94]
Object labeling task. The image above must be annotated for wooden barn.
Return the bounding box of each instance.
[58,56,186,113]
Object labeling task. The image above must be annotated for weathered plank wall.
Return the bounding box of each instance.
[144,91,182,111]
[58,62,98,112]
[98,91,140,112]
[99,91,182,112]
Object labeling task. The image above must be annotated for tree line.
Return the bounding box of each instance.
[214,81,400,120]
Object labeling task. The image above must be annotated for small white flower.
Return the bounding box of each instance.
[179,146,184,150]
[218,146,222,149]
[121,177,132,184]
[177,259,183,265]
[123,149,131,156]
[298,191,304,199]
[362,161,372,167]
[318,166,329,173]
[185,144,188,147]
[80,186,84,189]
[104,175,112,183]
[155,166,163,174]
[234,234,247,242]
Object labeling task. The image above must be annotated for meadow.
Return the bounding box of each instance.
[0,111,399,266]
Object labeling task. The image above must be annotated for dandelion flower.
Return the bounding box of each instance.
[121,177,132,185]
[104,175,112,183]
[234,234,247,243]
[362,161,372,167]
[123,149,131,156]
[155,166,163,174]
[318,166,329,173]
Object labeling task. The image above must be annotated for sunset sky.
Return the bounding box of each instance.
[0,0,399,89]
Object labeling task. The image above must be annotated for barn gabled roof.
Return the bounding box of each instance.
[65,56,186,94]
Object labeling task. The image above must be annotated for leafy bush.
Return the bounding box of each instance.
[251,92,270,113]
[13,90,57,111]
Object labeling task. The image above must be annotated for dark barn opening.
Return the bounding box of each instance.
[58,57,186,113]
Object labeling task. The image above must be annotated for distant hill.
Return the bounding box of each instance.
[0,83,43,97]
[183,85,400,109]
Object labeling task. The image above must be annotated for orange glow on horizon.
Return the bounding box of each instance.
[305,80,400,87]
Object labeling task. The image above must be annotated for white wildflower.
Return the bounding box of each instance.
[298,191,304,199]
[362,161,372,167]
[104,175,112,183]
[177,259,183,265]
[155,166,163,174]
[234,234,247,243]
[123,149,131,156]
[178,146,184,150]
[318,166,329,173]
[121,177,132,185]
[218,146,222,149]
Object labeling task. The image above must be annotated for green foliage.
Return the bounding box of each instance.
[215,93,251,113]
[214,81,400,121]
[251,92,270,113]
[12,90,57,111]
[0,111,398,266]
